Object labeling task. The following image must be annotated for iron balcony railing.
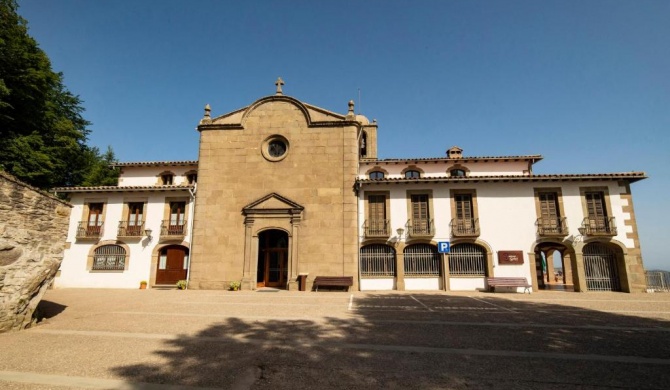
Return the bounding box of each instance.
[76,221,103,239]
[450,218,480,237]
[117,221,144,238]
[363,219,390,238]
[161,220,187,238]
[407,218,434,237]
[579,217,617,236]
[536,217,569,236]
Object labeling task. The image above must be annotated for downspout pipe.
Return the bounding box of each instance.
[185,182,197,289]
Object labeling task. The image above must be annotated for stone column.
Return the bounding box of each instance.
[573,251,587,292]
[395,244,405,291]
[288,215,301,291]
[618,253,632,293]
[241,218,254,290]
[563,252,573,285]
[528,252,539,292]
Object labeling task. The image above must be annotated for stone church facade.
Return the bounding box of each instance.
[53,80,648,293]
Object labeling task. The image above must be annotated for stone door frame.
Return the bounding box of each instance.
[241,193,304,291]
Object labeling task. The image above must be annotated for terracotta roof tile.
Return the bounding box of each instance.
[53,185,195,193]
[361,155,543,164]
[110,160,198,167]
[357,172,647,184]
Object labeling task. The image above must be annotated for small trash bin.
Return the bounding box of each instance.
[298,273,308,291]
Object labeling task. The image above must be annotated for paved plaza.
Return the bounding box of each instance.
[1,289,670,389]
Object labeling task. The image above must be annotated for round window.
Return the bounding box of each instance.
[261,135,289,162]
[268,140,287,158]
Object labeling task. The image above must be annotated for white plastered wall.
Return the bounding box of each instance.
[117,165,197,187]
[358,180,635,292]
[55,191,192,288]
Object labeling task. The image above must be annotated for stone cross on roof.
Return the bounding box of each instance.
[275,77,284,95]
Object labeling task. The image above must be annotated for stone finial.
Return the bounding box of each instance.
[346,100,355,119]
[200,103,212,125]
[275,77,284,95]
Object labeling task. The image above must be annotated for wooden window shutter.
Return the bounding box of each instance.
[539,193,559,218]
[411,194,429,220]
[368,195,386,221]
[455,194,472,220]
[585,192,607,219]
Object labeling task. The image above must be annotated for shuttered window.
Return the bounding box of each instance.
[585,192,607,219]
[368,195,386,221]
[455,194,472,220]
[539,193,559,219]
[411,194,429,220]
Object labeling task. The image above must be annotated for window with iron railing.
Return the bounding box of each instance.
[404,244,440,276]
[451,218,479,236]
[162,201,187,236]
[451,192,479,236]
[77,221,103,239]
[360,244,396,277]
[365,194,388,236]
[409,194,433,236]
[118,220,144,237]
[92,245,126,271]
[364,219,389,237]
[536,192,567,235]
[580,216,617,235]
[449,243,486,276]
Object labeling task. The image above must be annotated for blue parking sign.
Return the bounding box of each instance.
[438,241,450,253]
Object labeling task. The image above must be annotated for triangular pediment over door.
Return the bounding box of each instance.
[242,192,304,217]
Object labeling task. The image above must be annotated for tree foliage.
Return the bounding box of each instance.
[0,0,118,188]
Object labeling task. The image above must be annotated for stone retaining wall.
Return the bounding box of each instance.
[0,171,71,332]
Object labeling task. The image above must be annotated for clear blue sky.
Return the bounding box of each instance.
[18,0,669,270]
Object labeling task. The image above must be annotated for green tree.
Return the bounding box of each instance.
[0,0,118,188]
[81,146,120,187]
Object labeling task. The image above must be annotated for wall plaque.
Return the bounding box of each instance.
[498,251,524,265]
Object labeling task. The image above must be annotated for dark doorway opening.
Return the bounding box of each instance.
[257,230,288,289]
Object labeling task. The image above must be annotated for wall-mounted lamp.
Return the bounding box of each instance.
[144,228,153,240]
[396,228,405,237]
[577,227,585,236]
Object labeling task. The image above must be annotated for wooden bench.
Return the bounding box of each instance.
[313,276,353,292]
[486,277,532,294]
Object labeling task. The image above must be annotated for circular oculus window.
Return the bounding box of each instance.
[261,135,289,162]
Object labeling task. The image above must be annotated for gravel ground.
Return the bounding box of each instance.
[1,289,669,389]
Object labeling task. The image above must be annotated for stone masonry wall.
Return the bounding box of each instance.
[0,171,71,332]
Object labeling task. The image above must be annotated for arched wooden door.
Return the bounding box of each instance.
[156,245,189,285]
[257,230,288,288]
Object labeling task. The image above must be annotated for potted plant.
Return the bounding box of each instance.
[229,281,241,291]
[176,280,188,290]
[139,280,148,290]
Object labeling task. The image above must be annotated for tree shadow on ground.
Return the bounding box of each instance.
[111,293,670,389]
